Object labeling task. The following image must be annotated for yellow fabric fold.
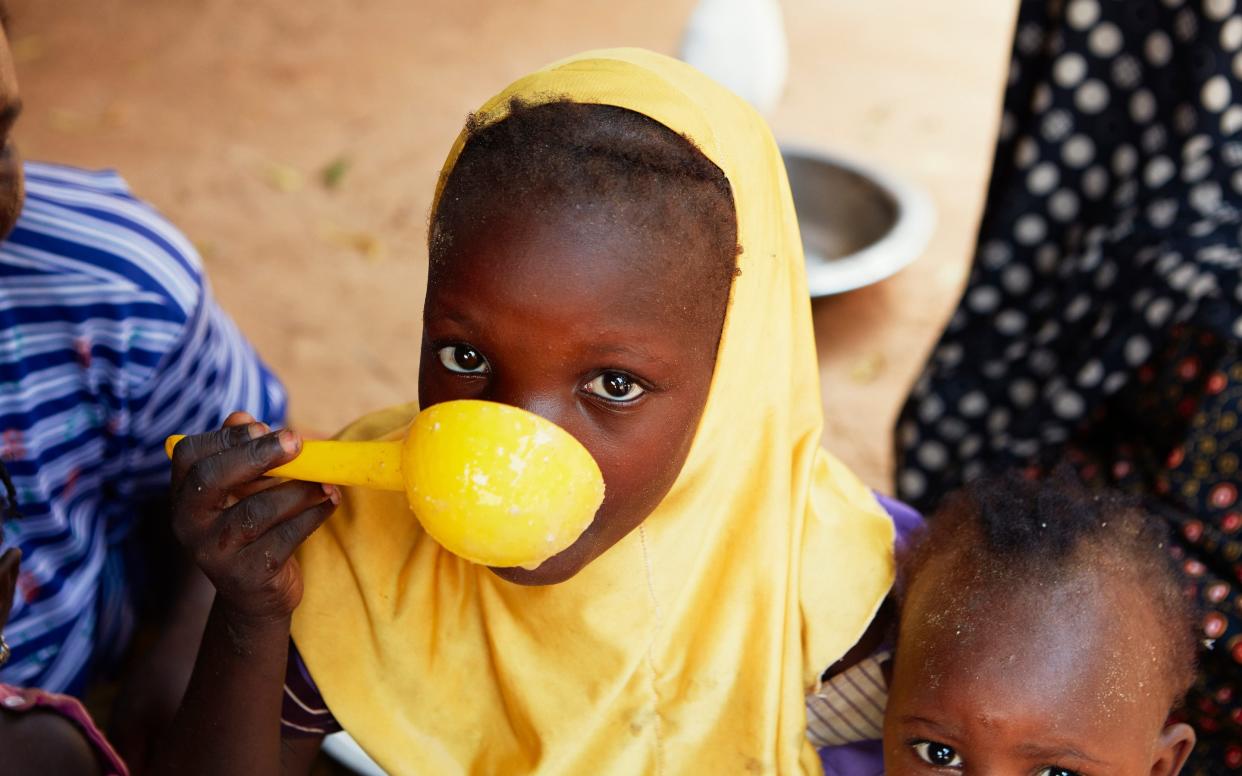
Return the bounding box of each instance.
[292,47,895,775]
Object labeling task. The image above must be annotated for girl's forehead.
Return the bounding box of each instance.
[428,204,730,338]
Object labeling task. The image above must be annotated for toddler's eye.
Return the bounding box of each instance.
[1036,769,1082,776]
[437,344,489,375]
[913,740,963,768]
[584,372,645,403]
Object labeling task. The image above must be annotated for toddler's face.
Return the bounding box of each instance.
[420,204,728,585]
[883,562,1194,776]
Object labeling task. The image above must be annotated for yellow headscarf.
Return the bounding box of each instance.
[292,48,894,775]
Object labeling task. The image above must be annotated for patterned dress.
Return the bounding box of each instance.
[896,1,1242,769]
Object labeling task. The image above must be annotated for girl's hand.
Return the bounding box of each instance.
[170,412,339,625]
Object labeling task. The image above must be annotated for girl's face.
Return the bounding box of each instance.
[420,204,729,585]
[883,563,1195,776]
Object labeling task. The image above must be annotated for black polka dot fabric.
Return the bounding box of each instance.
[896,0,1242,768]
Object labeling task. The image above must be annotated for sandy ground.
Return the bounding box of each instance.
[7,0,1016,490]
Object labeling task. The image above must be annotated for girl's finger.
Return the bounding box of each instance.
[171,421,270,483]
[222,411,258,428]
[222,474,283,508]
[216,480,333,551]
[178,430,301,513]
[244,496,338,570]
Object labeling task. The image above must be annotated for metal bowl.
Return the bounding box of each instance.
[781,146,935,296]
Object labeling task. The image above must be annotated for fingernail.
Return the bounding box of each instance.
[323,484,340,505]
[247,422,270,440]
[277,429,300,454]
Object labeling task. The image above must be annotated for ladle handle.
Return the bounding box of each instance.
[164,436,406,491]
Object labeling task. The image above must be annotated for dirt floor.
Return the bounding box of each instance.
[7,0,1016,489]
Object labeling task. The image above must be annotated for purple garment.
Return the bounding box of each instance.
[816,492,922,775]
[874,492,923,555]
[282,640,341,737]
[820,740,885,776]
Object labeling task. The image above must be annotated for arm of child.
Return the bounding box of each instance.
[0,710,104,776]
[109,253,288,766]
[149,414,337,776]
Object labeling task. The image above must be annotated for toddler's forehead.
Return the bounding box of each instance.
[897,559,1172,722]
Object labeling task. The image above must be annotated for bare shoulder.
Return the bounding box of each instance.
[0,707,103,775]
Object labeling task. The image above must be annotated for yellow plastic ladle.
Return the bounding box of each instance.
[165,400,605,569]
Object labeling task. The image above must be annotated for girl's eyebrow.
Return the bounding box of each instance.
[427,309,481,331]
[585,341,673,368]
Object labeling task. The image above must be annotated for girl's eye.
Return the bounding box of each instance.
[913,740,963,769]
[583,371,646,403]
[437,344,489,375]
[1036,769,1082,776]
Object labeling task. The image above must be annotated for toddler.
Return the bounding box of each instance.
[885,471,1198,775]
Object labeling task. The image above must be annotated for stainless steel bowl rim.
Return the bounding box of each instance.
[780,143,937,296]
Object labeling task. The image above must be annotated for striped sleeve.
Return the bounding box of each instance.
[121,287,288,495]
[806,650,891,747]
[282,640,342,738]
[20,166,293,497]
[17,162,287,503]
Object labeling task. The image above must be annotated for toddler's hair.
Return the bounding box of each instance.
[899,467,1198,706]
[429,98,739,304]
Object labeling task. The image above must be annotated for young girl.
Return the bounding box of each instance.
[883,471,1198,775]
[154,49,897,775]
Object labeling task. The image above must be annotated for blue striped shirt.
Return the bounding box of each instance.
[0,161,286,694]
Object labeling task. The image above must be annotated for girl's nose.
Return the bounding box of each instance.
[484,380,575,434]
